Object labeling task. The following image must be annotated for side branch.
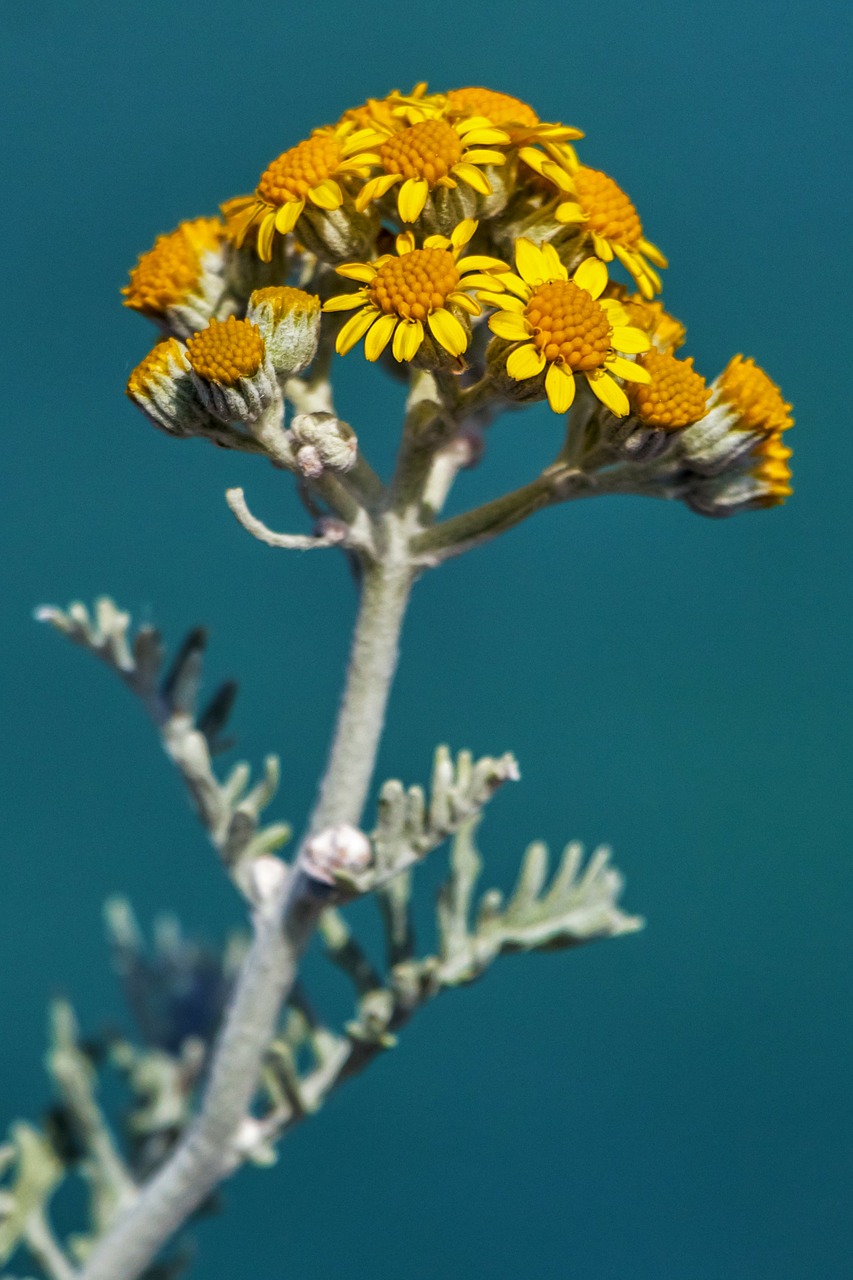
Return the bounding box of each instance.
[225,487,348,551]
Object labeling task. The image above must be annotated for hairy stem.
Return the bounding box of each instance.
[79,546,415,1280]
[310,553,414,832]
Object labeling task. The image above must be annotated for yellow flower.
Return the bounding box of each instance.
[223,122,386,262]
[716,355,794,434]
[354,116,510,223]
[122,217,227,333]
[483,239,651,414]
[521,150,667,299]
[185,316,276,422]
[323,219,507,363]
[628,350,709,429]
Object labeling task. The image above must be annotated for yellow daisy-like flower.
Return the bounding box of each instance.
[322,219,507,363]
[628,350,709,429]
[223,122,387,262]
[354,116,510,223]
[717,355,794,434]
[123,217,226,324]
[483,239,651,415]
[521,150,667,299]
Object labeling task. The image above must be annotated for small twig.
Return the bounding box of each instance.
[225,488,348,551]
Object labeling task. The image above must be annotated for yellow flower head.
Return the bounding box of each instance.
[354,114,511,223]
[123,217,226,325]
[223,122,386,262]
[126,337,189,401]
[628,350,709,429]
[323,219,507,363]
[520,150,667,298]
[186,316,266,386]
[484,239,651,415]
[717,355,794,434]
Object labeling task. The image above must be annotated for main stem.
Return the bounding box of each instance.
[79,553,414,1280]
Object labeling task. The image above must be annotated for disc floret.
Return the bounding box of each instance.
[123,217,228,336]
[629,350,709,429]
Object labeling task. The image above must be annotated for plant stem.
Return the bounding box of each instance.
[78,545,415,1280]
[310,552,415,831]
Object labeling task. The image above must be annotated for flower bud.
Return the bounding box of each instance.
[246,286,321,378]
[679,355,793,477]
[288,411,358,475]
[126,338,218,437]
[301,824,372,886]
[685,432,793,517]
[185,316,277,424]
[296,203,381,265]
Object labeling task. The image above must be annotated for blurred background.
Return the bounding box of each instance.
[1,0,851,1275]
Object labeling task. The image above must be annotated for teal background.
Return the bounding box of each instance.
[2,1,851,1276]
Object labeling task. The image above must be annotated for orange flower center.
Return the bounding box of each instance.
[719,355,794,433]
[186,316,265,384]
[379,120,463,184]
[124,218,222,314]
[126,339,186,397]
[250,285,320,320]
[258,134,341,205]
[524,280,612,369]
[630,350,709,429]
[446,87,539,128]
[369,248,460,320]
[573,166,643,246]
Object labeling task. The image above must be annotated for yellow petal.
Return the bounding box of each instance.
[335,262,376,283]
[448,292,481,315]
[456,254,507,272]
[308,179,343,211]
[337,152,383,171]
[461,272,511,290]
[494,271,531,301]
[364,313,398,362]
[477,290,522,311]
[456,118,510,144]
[638,237,668,268]
[589,232,614,261]
[428,307,468,356]
[398,177,429,223]
[515,238,552,287]
[587,370,630,416]
[572,257,608,299]
[517,146,550,175]
[256,212,277,263]
[461,148,507,165]
[450,218,477,249]
[396,230,416,256]
[545,361,576,413]
[489,311,533,342]
[392,318,424,361]
[452,162,492,195]
[506,343,546,381]
[355,173,400,211]
[274,199,304,234]
[605,355,651,383]
[610,325,651,354]
[555,201,584,224]
[541,241,568,280]
[336,307,380,355]
[323,290,369,312]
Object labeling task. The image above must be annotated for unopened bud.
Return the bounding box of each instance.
[289,411,358,474]
[247,286,322,378]
[126,338,218,437]
[301,824,372,886]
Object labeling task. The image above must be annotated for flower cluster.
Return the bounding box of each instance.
[124,82,794,517]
